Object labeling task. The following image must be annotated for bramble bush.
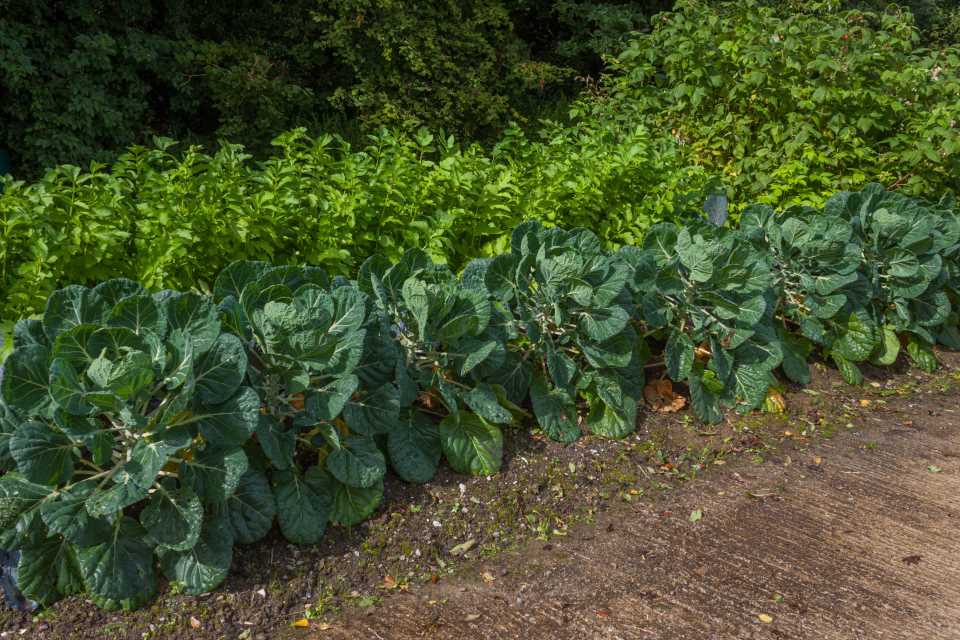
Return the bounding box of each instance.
[0,183,957,610]
[591,0,960,208]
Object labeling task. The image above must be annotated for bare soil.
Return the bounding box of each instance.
[3,353,958,640]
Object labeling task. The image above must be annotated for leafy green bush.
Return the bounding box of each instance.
[596,0,960,207]
[1,183,957,611]
[214,261,391,540]
[742,186,960,385]
[0,121,702,323]
[357,250,515,477]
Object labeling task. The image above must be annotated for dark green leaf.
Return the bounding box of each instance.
[463,384,512,425]
[159,513,233,596]
[1,344,52,415]
[77,518,156,611]
[194,333,248,404]
[440,412,502,476]
[18,532,83,606]
[329,477,383,526]
[224,469,275,545]
[140,484,203,552]
[387,411,441,484]
[180,447,248,504]
[906,336,938,373]
[326,436,386,489]
[11,421,74,486]
[163,292,220,355]
[193,386,260,449]
[108,295,166,337]
[530,374,579,443]
[665,331,694,382]
[273,466,332,544]
[43,286,107,341]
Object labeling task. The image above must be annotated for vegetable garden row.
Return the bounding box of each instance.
[0,182,957,611]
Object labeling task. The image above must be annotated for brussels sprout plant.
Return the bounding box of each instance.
[0,280,258,609]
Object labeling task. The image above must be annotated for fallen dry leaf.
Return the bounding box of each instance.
[382,575,398,590]
[465,614,482,622]
[596,610,610,618]
[902,554,922,565]
[813,456,823,466]
[189,616,201,630]
[292,619,310,629]
[859,398,871,407]
[758,613,773,624]
[763,388,787,414]
[643,379,686,413]
[289,393,305,411]
[450,538,476,556]
[481,571,496,584]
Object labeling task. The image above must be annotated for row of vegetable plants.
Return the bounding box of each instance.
[0,122,703,325]
[0,183,957,611]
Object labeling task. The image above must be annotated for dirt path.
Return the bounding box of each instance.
[321,378,960,639]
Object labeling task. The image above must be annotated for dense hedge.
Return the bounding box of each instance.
[0,183,957,610]
[593,0,960,207]
[4,1,957,178]
[0,0,671,176]
[0,121,704,324]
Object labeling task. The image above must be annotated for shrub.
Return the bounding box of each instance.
[0,0,584,175]
[478,222,646,442]
[595,0,960,207]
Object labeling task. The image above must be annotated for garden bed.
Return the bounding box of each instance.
[3,351,957,640]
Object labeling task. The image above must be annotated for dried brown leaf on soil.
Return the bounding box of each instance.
[764,388,787,413]
[644,379,686,412]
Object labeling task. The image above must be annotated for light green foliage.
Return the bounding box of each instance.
[599,0,960,207]
[0,121,699,323]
